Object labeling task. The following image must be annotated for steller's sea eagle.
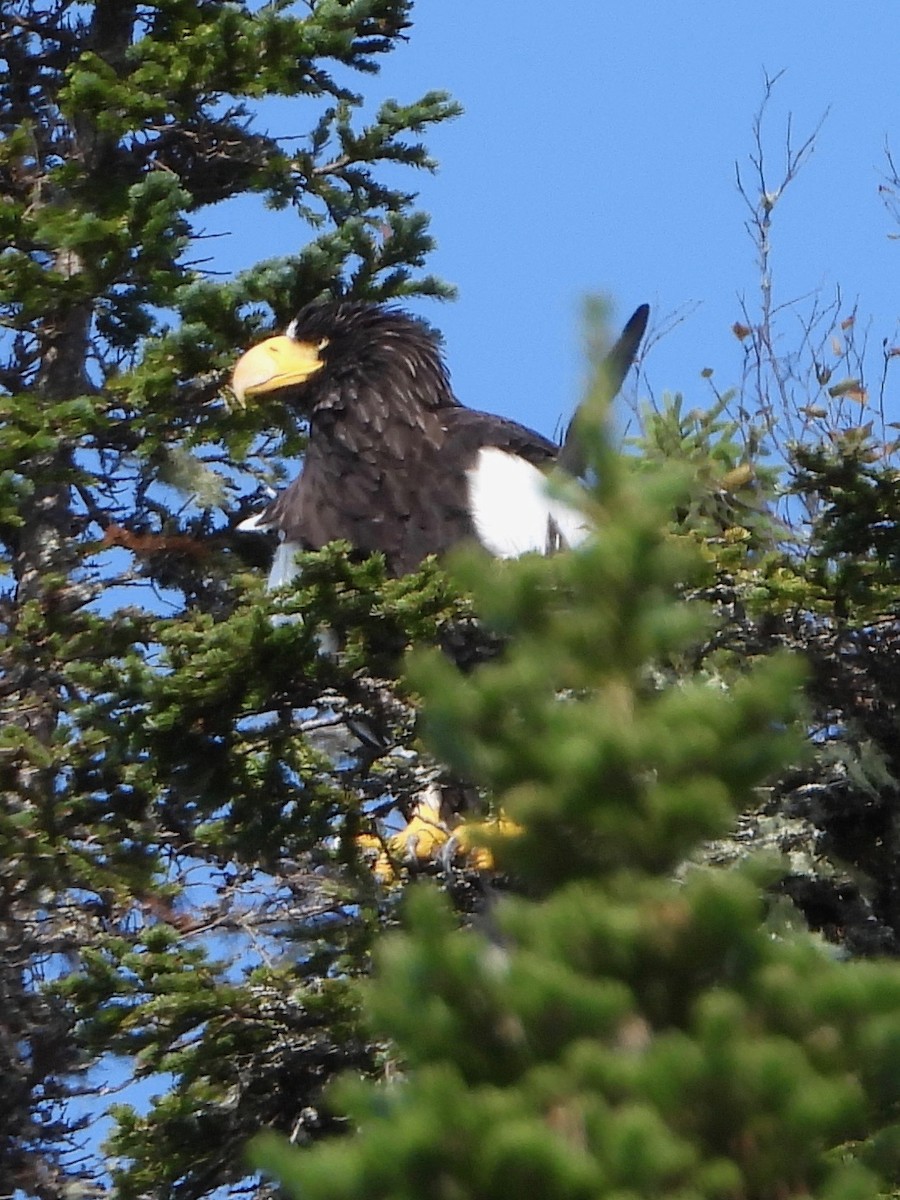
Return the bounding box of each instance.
[230,300,649,875]
[231,300,649,585]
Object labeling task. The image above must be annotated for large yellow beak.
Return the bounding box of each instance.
[231,336,326,403]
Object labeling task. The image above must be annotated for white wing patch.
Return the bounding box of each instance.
[466,447,588,558]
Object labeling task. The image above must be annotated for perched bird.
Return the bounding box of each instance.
[231,300,649,585]
[231,299,649,878]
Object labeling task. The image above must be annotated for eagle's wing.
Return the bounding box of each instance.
[439,408,558,465]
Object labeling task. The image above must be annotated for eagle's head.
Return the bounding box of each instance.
[231,300,456,415]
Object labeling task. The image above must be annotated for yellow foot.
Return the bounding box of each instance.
[355,833,396,884]
[452,815,523,871]
[355,813,450,885]
[386,813,449,863]
[387,793,449,863]
[356,783,451,883]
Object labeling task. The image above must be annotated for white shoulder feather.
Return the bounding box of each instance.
[466,447,588,558]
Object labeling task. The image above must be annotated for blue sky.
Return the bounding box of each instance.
[208,2,900,446]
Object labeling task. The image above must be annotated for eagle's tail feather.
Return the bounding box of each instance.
[558,303,650,477]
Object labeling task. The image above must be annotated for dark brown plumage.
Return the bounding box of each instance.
[233,300,648,579]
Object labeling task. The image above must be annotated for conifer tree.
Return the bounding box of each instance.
[0,2,459,1195]
[256,345,900,1200]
